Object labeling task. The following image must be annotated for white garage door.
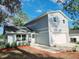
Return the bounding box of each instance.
[53,33,67,44]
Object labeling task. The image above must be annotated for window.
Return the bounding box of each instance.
[32,34,35,38]
[22,34,26,41]
[16,34,21,37]
[16,34,21,41]
[16,34,26,41]
[53,17,57,22]
[63,20,65,23]
[70,38,77,43]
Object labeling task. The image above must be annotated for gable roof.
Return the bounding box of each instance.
[47,10,71,20]
[25,10,71,26]
[4,25,31,34]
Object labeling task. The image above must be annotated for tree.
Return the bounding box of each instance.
[62,0,79,20]
[72,20,79,30]
[0,0,21,35]
[57,0,79,30]
[0,0,21,22]
[13,11,29,26]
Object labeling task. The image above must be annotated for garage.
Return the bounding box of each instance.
[53,33,67,44]
[35,31,49,46]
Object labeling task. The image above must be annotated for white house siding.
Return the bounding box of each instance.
[48,12,70,46]
[27,15,50,46]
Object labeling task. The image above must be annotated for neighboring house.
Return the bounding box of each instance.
[25,10,70,46]
[69,30,79,43]
[5,25,35,45]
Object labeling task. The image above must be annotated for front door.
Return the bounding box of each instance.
[30,33,35,46]
[8,35,14,45]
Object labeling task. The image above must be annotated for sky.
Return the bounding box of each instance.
[21,0,63,19]
[0,0,73,34]
[21,0,72,27]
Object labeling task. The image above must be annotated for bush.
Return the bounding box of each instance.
[22,42,24,46]
[76,42,79,44]
[0,35,4,39]
[5,42,17,48]
[26,43,30,46]
[11,42,17,48]
[17,42,20,46]
[5,43,10,48]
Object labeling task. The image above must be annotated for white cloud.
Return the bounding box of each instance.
[36,9,42,13]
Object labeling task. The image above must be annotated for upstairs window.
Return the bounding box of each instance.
[63,20,65,24]
[53,17,57,22]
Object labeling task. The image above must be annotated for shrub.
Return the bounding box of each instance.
[26,43,30,46]
[76,42,79,44]
[5,43,10,48]
[10,42,17,48]
[18,42,21,46]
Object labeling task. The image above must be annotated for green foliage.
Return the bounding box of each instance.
[5,43,10,48]
[13,11,29,26]
[0,45,5,49]
[73,26,79,30]
[63,0,79,28]
[17,42,21,46]
[11,42,17,48]
[0,35,4,39]
[5,42,17,48]
[26,43,30,46]
[76,42,79,44]
[63,0,79,19]
[0,0,21,23]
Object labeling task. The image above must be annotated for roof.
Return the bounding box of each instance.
[47,10,71,20]
[4,25,31,34]
[69,30,79,34]
[25,10,71,26]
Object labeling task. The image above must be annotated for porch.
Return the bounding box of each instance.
[5,31,36,47]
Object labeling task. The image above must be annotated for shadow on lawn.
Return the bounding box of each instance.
[0,47,63,59]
